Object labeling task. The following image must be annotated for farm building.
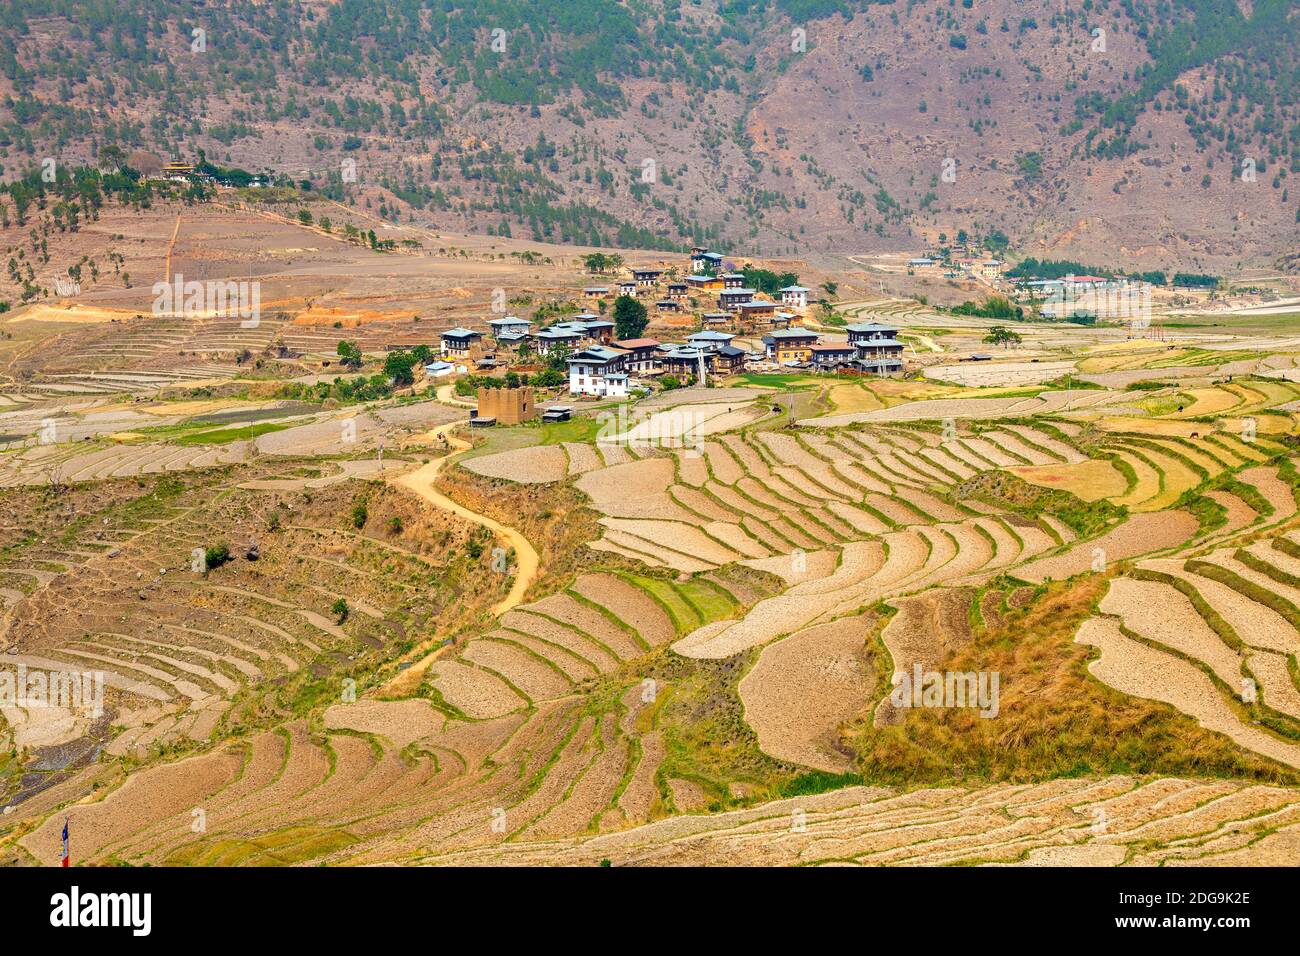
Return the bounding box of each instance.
[737,300,778,324]
[809,344,857,369]
[601,372,630,398]
[487,316,531,339]
[533,326,586,356]
[666,282,688,299]
[722,272,748,289]
[613,338,660,373]
[617,280,638,296]
[495,331,529,350]
[660,347,712,379]
[572,316,615,343]
[534,319,614,350]
[690,248,725,273]
[763,328,819,364]
[440,327,483,357]
[712,344,748,374]
[656,299,682,313]
[847,322,904,364]
[423,360,457,378]
[632,268,664,288]
[855,356,905,376]
[687,330,735,351]
[567,345,630,396]
[686,275,726,292]
[779,285,811,309]
[719,287,757,311]
[583,286,609,298]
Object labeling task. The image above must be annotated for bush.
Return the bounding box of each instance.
[351,498,369,529]
[204,544,231,570]
[387,516,404,535]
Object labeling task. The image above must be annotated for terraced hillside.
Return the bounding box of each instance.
[5,358,1300,868]
[1078,524,1300,770]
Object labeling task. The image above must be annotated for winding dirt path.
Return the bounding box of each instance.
[380,417,540,696]
[435,383,478,408]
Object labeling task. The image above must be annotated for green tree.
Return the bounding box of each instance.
[546,345,571,373]
[203,543,231,570]
[612,295,648,339]
[337,340,363,369]
[983,326,1023,348]
[383,350,417,386]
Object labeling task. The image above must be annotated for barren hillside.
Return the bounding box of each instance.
[1,0,1296,268]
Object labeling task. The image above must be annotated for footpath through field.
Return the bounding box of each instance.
[381,412,540,695]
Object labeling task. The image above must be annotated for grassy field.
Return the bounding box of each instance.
[174,422,289,445]
[735,373,820,389]
[1163,311,1300,334]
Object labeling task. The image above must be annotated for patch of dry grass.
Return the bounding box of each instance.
[845,577,1300,788]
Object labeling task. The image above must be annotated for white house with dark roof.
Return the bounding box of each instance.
[567,345,629,397]
[690,248,725,273]
[779,285,811,309]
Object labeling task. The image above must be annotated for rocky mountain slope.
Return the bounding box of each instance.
[1,0,1296,267]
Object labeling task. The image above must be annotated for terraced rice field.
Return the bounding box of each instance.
[6,315,1300,870]
[400,776,1300,866]
[1073,522,1300,770]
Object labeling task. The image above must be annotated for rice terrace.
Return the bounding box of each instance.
[1,2,1300,898]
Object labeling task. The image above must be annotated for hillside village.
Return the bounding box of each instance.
[429,246,910,416]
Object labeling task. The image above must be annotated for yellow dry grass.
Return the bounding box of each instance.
[1122,445,1201,512]
[1169,387,1243,418]
[1220,414,1297,436]
[828,382,884,414]
[1009,458,1129,501]
[862,379,956,406]
[3,303,141,325]
[1109,450,1162,509]
[1077,343,1173,373]
[1095,417,1201,437]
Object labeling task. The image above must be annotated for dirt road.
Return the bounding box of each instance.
[380,419,540,696]
[435,383,478,408]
